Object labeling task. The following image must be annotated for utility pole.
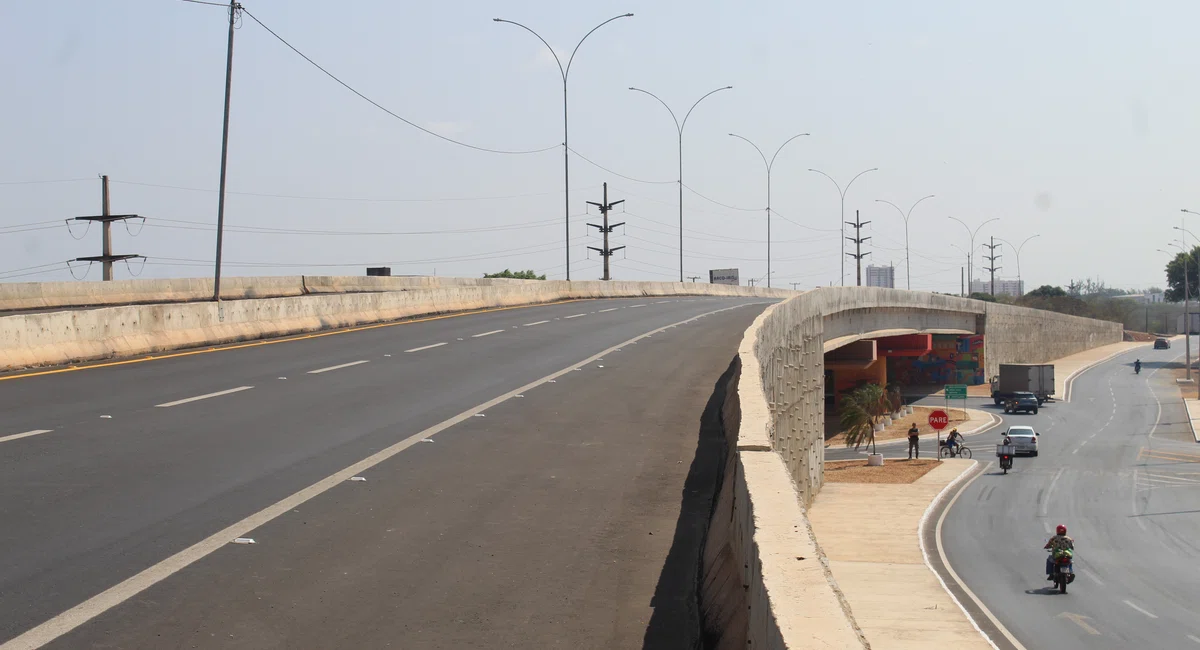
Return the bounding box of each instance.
[586,183,625,281]
[72,175,143,279]
[687,275,701,283]
[747,278,757,287]
[845,210,871,286]
[791,282,802,291]
[212,0,242,301]
[961,267,965,297]
[983,236,1002,296]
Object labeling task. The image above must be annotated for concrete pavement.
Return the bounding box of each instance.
[0,296,769,648]
[808,459,991,650]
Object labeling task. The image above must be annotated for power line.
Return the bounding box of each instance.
[108,179,599,203]
[681,184,759,212]
[239,8,557,156]
[567,147,675,184]
[143,214,589,236]
[0,178,93,186]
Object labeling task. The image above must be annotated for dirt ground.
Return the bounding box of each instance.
[1125,330,1158,342]
[824,459,941,484]
[825,405,970,447]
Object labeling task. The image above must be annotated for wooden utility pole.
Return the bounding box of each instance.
[845,210,871,286]
[586,183,625,281]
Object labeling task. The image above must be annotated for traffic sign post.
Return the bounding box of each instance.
[944,384,968,426]
[929,409,950,460]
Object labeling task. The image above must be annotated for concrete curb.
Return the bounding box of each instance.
[918,460,1004,650]
[1185,398,1200,443]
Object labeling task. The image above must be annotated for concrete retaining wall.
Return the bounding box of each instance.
[0,281,790,371]
[697,287,1121,648]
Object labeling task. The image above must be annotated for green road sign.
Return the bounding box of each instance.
[945,384,968,400]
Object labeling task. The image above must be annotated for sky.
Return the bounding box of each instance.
[2,0,1197,291]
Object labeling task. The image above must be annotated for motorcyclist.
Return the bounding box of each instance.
[1044,524,1075,580]
[1135,359,1142,374]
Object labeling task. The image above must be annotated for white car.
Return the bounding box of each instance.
[1004,426,1039,456]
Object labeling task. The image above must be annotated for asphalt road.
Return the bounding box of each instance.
[940,339,1200,649]
[0,296,770,649]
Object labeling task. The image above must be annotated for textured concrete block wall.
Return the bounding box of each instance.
[981,302,1123,378]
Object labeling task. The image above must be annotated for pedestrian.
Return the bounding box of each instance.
[908,423,920,459]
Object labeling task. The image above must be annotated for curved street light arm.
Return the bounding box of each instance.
[807,168,841,194]
[908,194,936,218]
[728,133,768,171]
[976,217,1000,238]
[680,85,732,133]
[844,167,879,195]
[565,14,633,78]
[628,87,680,132]
[767,133,809,170]
[947,216,973,238]
[875,199,905,219]
[493,18,565,81]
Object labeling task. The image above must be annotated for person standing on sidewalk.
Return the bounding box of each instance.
[907,423,921,459]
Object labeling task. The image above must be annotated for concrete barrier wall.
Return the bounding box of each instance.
[0,281,790,371]
[0,275,548,312]
[698,287,1121,648]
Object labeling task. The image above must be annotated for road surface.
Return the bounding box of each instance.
[0,296,770,649]
[941,339,1200,649]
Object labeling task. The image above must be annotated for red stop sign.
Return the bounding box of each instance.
[928,410,950,431]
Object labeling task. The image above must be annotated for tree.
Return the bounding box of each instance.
[483,269,546,280]
[968,292,997,303]
[839,383,891,454]
[1164,247,1200,302]
[1027,285,1067,298]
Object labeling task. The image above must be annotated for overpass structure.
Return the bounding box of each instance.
[0,278,1121,649]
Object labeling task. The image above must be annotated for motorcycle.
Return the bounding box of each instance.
[997,442,1015,474]
[1051,549,1075,594]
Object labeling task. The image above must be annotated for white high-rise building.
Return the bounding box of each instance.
[970,278,1024,297]
[865,265,895,288]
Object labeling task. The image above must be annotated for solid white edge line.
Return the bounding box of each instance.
[154,386,255,408]
[1123,600,1159,619]
[927,460,1027,650]
[523,320,549,327]
[307,360,370,374]
[0,429,54,444]
[471,329,505,338]
[405,342,447,353]
[0,300,770,650]
[563,314,586,319]
[1063,344,1150,402]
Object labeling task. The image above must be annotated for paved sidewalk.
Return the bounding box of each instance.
[808,459,990,650]
[1186,399,1200,443]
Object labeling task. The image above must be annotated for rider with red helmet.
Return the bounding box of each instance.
[1044,524,1074,580]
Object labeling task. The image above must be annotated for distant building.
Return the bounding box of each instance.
[1116,292,1165,305]
[865,265,895,288]
[970,278,1024,297]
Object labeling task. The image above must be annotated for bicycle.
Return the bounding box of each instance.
[939,440,973,459]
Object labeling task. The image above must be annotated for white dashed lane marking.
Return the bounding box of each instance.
[308,360,370,374]
[155,386,254,408]
[523,320,549,327]
[471,330,504,338]
[405,342,446,353]
[0,429,54,444]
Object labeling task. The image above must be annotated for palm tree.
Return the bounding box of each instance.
[839,383,890,454]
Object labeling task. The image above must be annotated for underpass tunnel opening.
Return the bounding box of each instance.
[823,333,985,437]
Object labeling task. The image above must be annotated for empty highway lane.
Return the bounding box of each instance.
[0,297,771,649]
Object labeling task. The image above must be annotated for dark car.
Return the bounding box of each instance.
[1004,391,1039,415]
[1155,338,1171,350]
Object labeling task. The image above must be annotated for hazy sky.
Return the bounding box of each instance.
[2,0,1196,291]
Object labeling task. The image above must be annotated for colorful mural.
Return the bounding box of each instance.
[887,334,985,386]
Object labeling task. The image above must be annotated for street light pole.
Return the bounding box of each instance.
[628,85,732,281]
[1162,242,1192,381]
[997,234,1040,296]
[809,167,879,286]
[728,133,810,289]
[948,216,999,294]
[494,13,633,282]
[876,195,935,290]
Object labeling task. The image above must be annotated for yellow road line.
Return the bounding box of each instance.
[0,300,583,383]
